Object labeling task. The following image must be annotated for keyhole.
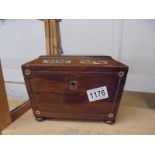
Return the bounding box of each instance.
[70,81,78,90]
[71,81,76,86]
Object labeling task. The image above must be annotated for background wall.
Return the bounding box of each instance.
[0,19,155,98]
[120,20,155,93]
[60,20,122,59]
[0,19,45,99]
[60,19,155,93]
[0,19,45,82]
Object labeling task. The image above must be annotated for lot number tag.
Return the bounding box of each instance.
[87,86,109,102]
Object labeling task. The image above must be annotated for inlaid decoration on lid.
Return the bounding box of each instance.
[80,59,108,65]
[42,59,72,64]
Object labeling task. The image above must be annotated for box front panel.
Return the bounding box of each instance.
[29,72,120,115]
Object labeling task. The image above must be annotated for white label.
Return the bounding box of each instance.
[87,86,109,102]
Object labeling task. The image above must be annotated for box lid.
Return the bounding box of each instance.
[22,55,128,73]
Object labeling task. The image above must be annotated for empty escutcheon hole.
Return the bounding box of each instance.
[70,81,78,89]
[70,81,77,87]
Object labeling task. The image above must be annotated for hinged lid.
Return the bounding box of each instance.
[22,55,128,73]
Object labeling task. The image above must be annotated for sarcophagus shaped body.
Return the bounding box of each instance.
[22,56,128,124]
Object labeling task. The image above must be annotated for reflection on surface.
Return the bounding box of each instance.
[5,82,28,111]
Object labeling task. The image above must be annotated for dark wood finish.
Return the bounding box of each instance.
[22,56,128,124]
[0,62,12,131]
[11,101,31,122]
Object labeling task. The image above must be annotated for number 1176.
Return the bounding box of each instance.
[90,90,105,99]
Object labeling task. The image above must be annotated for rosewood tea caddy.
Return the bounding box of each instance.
[22,56,128,124]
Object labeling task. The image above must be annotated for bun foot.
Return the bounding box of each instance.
[104,120,115,124]
[35,117,45,122]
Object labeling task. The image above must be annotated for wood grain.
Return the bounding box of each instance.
[11,101,31,122]
[0,62,12,131]
[44,19,61,56]
[22,56,128,124]
[44,20,51,55]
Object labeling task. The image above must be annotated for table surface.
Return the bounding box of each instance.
[2,91,155,135]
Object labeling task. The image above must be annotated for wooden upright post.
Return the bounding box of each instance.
[44,19,62,56]
[0,61,12,132]
[44,20,51,55]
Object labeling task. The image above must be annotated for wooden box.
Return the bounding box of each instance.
[22,56,128,124]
